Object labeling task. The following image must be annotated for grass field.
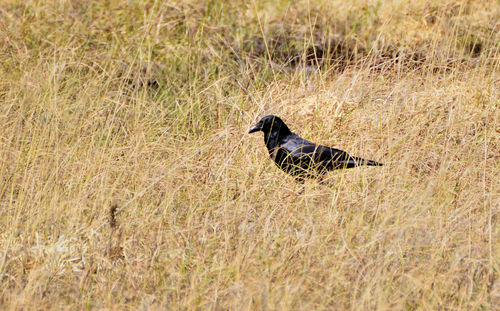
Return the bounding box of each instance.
[0,0,499,309]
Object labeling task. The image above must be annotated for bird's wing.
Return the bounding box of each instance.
[279,133,373,170]
[279,134,316,159]
[280,134,345,161]
[317,145,376,169]
[315,145,351,163]
[284,134,360,168]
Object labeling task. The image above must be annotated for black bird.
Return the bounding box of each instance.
[249,115,383,181]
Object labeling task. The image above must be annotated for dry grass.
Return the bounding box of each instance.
[0,0,499,309]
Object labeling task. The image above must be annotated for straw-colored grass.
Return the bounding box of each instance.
[0,0,498,309]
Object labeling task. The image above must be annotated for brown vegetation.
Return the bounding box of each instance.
[0,0,498,309]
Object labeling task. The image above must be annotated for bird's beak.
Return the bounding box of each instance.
[248,124,261,134]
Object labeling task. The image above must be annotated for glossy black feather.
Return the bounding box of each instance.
[249,115,382,179]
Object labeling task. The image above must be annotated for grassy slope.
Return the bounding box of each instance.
[0,0,498,309]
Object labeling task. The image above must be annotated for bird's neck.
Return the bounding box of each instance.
[264,126,291,151]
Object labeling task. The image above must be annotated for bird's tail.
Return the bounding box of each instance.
[364,159,383,166]
[347,156,383,168]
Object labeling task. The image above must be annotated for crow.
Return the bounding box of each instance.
[249,115,383,181]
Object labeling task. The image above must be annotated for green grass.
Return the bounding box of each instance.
[0,0,499,309]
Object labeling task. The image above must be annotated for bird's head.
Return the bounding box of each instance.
[248,115,290,137]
